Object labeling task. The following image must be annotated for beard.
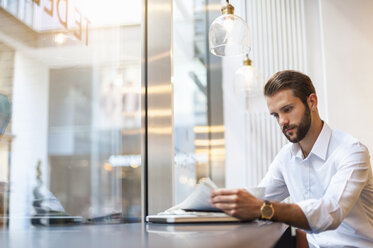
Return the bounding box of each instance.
[282,105,311,143]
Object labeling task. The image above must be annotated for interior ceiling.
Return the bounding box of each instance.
[0,7,141,68]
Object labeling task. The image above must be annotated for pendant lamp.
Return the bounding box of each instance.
[234,55,261,96]
[209,0,250,57]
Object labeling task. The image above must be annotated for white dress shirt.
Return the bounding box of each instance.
[259,123,373,248]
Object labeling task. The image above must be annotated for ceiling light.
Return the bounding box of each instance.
[209,0,250,57]
[234,55,262,96]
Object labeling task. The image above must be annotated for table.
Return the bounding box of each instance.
[0,221,291,248]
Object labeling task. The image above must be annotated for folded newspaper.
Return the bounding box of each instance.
[159,178,221,215]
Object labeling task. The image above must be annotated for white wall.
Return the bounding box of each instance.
[320,0,373,154]
[222,57,247,188]
[9,52,49,229]
[303,0,328,121]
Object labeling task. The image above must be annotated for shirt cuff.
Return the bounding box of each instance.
[296,199,335,234]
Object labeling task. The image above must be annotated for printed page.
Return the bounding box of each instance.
[162,178,221,213]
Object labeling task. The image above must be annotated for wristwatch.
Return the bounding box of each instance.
[260,200,274,220]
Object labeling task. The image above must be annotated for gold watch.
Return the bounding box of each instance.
[260,200,274,220]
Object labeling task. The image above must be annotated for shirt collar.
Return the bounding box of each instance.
[291,122,332,161]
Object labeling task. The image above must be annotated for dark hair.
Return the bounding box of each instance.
[264,70,315,104]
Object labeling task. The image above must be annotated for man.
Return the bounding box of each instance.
[210,70,373,247]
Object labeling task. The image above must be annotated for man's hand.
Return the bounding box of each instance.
[210,188,263,220]
[210,188,311,230]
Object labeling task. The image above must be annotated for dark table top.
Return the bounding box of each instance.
[0,221,288,248]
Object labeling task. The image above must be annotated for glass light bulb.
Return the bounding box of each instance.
[234,65,262,96]
[209,14,250,57]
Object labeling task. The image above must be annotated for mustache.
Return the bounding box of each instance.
[282,124,297,133]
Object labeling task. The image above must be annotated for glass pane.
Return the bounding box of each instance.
[173,0,225,204]
[3,0,18,16]
[0,0,142,228]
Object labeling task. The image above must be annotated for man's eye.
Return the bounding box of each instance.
[272,114,279,119]
[283,107,292,113]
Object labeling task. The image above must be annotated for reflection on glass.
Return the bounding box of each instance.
[173,0,224,204]
[4,0,18,16]
[0,0,142,228]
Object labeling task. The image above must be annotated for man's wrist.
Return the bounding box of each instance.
[256,200,264,219]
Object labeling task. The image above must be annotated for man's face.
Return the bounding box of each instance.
[266,89,311,143]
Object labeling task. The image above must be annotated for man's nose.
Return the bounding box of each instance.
[279,114,289,126]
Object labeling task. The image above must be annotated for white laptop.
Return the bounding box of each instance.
[146,210,241,224]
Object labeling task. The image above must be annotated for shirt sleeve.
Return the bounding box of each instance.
[296,143,371,233]
[258,151,290,202]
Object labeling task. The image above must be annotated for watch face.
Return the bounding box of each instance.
[262,205,273,217]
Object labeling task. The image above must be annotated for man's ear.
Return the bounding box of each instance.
[308,93,318,111]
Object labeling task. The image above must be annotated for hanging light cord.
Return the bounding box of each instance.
[244,0,248,22]
[244,0,251,58]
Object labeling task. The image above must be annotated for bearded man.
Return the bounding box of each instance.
[210,70,373,248]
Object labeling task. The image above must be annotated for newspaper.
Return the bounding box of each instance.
[160,178,221,215]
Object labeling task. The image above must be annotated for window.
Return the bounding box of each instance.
[173,0,225,204]
[0,0,142,227]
